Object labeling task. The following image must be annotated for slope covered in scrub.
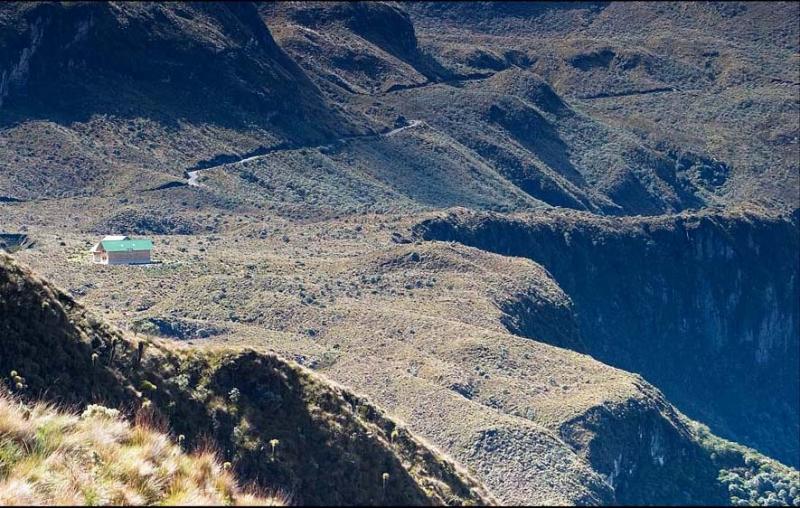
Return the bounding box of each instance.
[3,2,796,216]
[0,252,494,506]
[7,213,798,505]
[0,1,797,505]
[413,205,800,468]
[0,396,283,505]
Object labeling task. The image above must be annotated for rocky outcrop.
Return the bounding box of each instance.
[558,380,726,505]
[414,206,800,467]
[261,1,451,98]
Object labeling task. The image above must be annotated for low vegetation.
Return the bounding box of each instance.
[0,395,283,505]
[690,421,800,507]
[0,252,494,505]
[0,1,797,505]
[413,205,800,469]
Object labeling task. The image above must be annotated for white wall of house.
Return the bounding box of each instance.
[106,250,151,265]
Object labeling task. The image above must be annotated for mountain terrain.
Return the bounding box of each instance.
[0,252,493,505]
[0,1,798,506]
[413,205,800,468]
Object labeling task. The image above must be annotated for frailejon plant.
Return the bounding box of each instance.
[229,387,241,404]
[270,439,279,460]
[9,370,27,392]
[136,341,146,366]
[109,338,119,364]
[81,404,121,420]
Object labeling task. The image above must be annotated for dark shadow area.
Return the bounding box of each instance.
[0,2,356,145]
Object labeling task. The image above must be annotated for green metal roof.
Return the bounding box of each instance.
[100,239,153,252]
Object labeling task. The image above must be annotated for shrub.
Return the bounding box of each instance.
[81,404,121,420]
[140,380,158,392]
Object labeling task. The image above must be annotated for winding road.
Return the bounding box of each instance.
[185,120,423,187]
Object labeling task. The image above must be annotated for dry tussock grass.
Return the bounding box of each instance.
[0,395,286,506]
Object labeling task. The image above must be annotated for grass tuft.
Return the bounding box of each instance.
[0,392,285,506]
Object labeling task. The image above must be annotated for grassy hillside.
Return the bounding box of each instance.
[6,209,798,504]
[406,1,799,211]
[0,2,797,505]
[0,251,494,505]
[0,395,283,505]
[2,1,796,215]
[413,204,800,468]
[0,1,369,201]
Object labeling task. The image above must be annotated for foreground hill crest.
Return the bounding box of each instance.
[0,252,496,505]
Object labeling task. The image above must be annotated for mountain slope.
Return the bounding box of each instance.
[0,1,367,200]
[3,1,796,216]
[0,2,798,506]
[0,251,494,505]
[405,1,800,211]
[8,216,798,505]
[413,205,800,468]
[262,1,719,216]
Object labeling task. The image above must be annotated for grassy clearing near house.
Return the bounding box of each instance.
[0,394,285,506]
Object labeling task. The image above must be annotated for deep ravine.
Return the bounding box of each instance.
[413,206,800,468]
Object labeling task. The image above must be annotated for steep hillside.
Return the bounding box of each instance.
[414,205,800,468]
[406,1,800,211]
[6,215,798,505]
[261,1,727,216]
[0,252,494,505]
[0,1,368,200]
[0,2,797,506]
[3,1,796,217]
[0,395,284,505]
[377,69,709,215]
[260,1,450,95]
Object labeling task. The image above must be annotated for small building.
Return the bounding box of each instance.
[91,235,153,265]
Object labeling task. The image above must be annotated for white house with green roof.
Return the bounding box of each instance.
[91,235,153,265]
